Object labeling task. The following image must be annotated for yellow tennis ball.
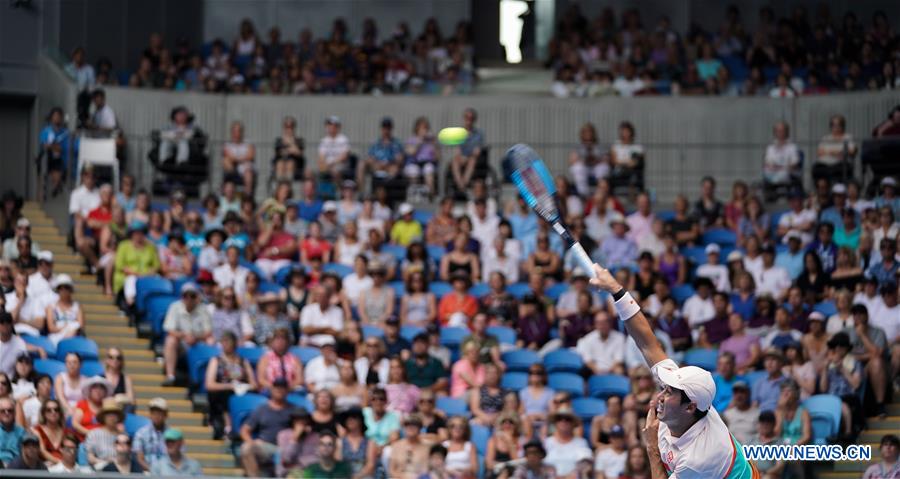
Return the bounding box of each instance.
[438,127,469,146]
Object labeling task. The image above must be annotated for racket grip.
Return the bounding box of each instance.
[568,242,597,278]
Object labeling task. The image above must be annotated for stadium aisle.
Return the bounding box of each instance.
[25,201,242,476]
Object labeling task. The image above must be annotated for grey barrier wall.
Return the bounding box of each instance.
[101,84,900,205]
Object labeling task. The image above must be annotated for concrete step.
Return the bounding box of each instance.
[30,235,68,246]
[178,439,231,455]
[204,467,242,476]
[94,336,148,347]
[81,304,121,314]
[109,347,154,359]
[85,325,136,337]
[182,452,236,469]
[865,417,900,429]
[134,385,187,401]
[123,361,163,375]
[137,410,204,422]
[820,474,860,479]
[834,461,874,472]
[130,374,167,387]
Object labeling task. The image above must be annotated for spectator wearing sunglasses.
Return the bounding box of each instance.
[101,433,143,473]
[0,396,25,466]
[47,434,91,473]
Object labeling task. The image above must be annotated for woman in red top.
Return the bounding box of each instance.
[70,376,111,441]
[254,211,297,280]
[437,272,478,326]
[33,399,74,464]
[300,221,332,267]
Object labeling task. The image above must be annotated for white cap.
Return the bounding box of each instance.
[180,282,200,294]
[148,397,169,411]
[882,177,897,187]
[51,274,73,290]
[322,201,337,213]
[705,244,720,255]
[808,311,825,322]
[783,230,802,244]
[37,251,53,263]
[398,203,414,216]
[656,365,716,412]
[16,218,30,228]
[726,250,744,262]
[831,183,847,195]
[318,336,336,347]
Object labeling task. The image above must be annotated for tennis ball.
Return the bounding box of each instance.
[438,127,469,146]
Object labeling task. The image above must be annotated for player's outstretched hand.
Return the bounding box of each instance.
[589,264,622,293]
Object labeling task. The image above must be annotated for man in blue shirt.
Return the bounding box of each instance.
[820,183,858,229]
[807,222,837,273]
[0,396,25,466]
[38,107,72,196]
[150,429,203,476]
[599,214,637,270]
[222,212,250,258]
[866,238,899,286]
[752,347,787,412]
[449,108,485,191]
[296,178,323,223]
[875,176,900,217]
[776,231,805,279]
[712,352,744,411]
[358,117,403,190]
[182,211,206,257]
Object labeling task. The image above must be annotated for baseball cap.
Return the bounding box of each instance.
[705,244,720,255]
[609,424,625,437]
[325,115,341,125]
[322,201,337,213]
[831,183,847,195]
[381,116,394,128]
[783,230,802,244]
[807,311,825,322]
[726,250,744,262]
[882,177,897,188]
[398,203,414,216]
[21,433,39,445]
[319,336,336,348]
[16,218,30,228]
[571,267,590,279]
[761,244,776,255]
[37,251,54,263]
[163,428,184,441]
[180,282,200,295]
[148,397,169,412]
[196,270,215,284]
[732,380,750,391]
[763,347,785,361]
[655,365,716,412]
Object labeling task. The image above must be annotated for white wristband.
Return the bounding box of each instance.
[614,292,641,321]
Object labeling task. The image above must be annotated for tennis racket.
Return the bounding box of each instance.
[503,144,598,279]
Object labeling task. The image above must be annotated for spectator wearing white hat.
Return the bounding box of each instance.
[317,116,351,184]
[754,244,792,300]
[775,231,805,280]
[0,218,40,262]
[162,283,213,386]
[390,203,423,247]
[304,339,342,392]
[132,397,171,471]
[695,244,730,292]
[45,274,83,345]
[5,272,46,337]
[26,251,56,303]
[875,176,900,218]
[318,201,340,243]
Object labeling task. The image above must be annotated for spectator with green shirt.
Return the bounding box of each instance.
[363,387,400,446]
[298,431,350,479]
[460,312,503,367]
[114,222,160,307]
[405,333,449,393]
[390,203,424,246]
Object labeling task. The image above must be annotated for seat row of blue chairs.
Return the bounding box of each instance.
[34,358,105,378]
[22,335,99,362]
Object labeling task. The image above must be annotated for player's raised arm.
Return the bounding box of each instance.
[590,264,668,368]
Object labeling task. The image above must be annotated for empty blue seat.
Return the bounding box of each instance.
[813,301,837,317]
[429,281,453,298]
[501,372,528,390]
[362,325,385,340]
[240,260,265,281]
[440,327,469,348]
[803,394,841,445]
[543,349,583,373]
[388,281,406,297]
[486,326,516,345]
[572,397,607,421]
[505,282,531,299]
[80,360,104,377]
[21,334,56,359]
[548,372,585,397]
[124,413,151,436]
[287,393,314,411]
[436,396,469,417]
[502,349,540,372]
[258,281,283,294]
[683,348,718,371]
[274,264,299,286]
[229,393,268,430]
[546,283,569,301]
[400,326,425,343]
[588,374,631,398]
[382,244,407,263]
[682,246,708,266]
[34,359,66,378]
[323,263,353,278]
[146,294,178,337]
[469,282,491,298]
[56,337,99,361]
[427,245,445,264]
[743,370,767,391]
[413,210,433,226]
[187,344,221,389]
[290,346,321,364]
[135,276,172,313]
[671,285,695,305]
[470,424,491,455]
[702,228,737,247]
[237,347,265,367]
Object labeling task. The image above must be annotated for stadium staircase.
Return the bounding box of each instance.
[26,201,241,477]
[823,402,900,479]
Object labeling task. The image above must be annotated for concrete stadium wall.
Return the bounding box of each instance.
[101,85,900,204]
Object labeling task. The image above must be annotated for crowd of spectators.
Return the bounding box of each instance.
[65,17,475,97]
[549,4,900,98]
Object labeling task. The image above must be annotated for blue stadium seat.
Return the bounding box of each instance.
[170,277,194,296]
[436,396,469,417]
[501,372,528,390]
[287,394,314,411]
[502,349,540,372]
[34,359,66,378]
[290,346,321,364]
[803,394,841,444]
[135,276,172,313]
[237,346,265,367]
[468,282,490,298]
[56,337,99,361]
[400,326,425,343]
[382,244,407,263]
[505,282,531,299]
[470,424,491,455]
[323,263,353,278]
[427,245,445,264]
[543,349,583,373]
[388,281,406,297]
[413,210,433,226]
[124,413,151,437]
[146,294,179,337]
[548,372,585,397]
[702,228,737,247]
[187,344,221,390]
[588,374,631,398]
[21,334,56,359]
[769,210,788,236]
[546,283,569,301]
[429,281,453,298]
[440,327,469,348]
[572,397,607,421]
[670,284,695,305]
[362,325,385,340]
[486,326,516,345]
[80,360,104,377]
[229,393,268,431]
[656,210,676,222]
[258,281,283,294]
[239,260,265,281]
[813,301,837,317]
[683,348,718,371]
[274,264,299,286]
[743,370,767,392]
[682,246,708,266]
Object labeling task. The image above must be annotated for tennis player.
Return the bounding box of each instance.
[590,264,758,479]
